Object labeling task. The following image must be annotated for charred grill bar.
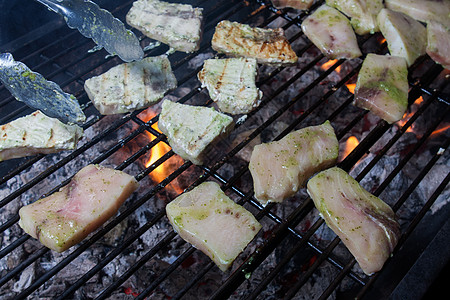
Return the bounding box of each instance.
[0,0,449,299]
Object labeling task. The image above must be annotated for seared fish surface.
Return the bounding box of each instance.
[158,100,234,165]
[19,165,139,252]
[249,121,339,205]
[212,20,298,66]
[307,167,400,275]
[0,110,83,161]
[84,55,177,115]
[198,58,263,115]
[166,181,261,271]
[126,0,203,53]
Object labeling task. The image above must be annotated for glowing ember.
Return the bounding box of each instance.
[346,83,356,94]
[320,59,341,73]
[341,136,359,161]
[397,97,425,133]
[430,124,450,138]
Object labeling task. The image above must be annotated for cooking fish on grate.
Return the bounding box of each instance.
[84,55,177,115]
[126,0,203,53]
[158,100,234,165]
[307,167,401,275]
[166,181,261,272]
[354,53,408,124]
[211,20,298,66]
[385,0,450,28]
[198,58,263,115]
[325,0,384,35]
[249,121,339,205]
[0,111,83,161]
[301,4,362,59]
[377,9,427,67]
[270,0,314,10]
[426,21,450,70]
[0,53,86,125]
[18,164,139,252]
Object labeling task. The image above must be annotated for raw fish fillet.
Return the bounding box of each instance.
[211,20,298,66]
[307,167,400,275]
[0,111,83,161]
[354,54,408,124]
[426,21,450,70]
[166,181,261,271]
[198,58,263,115]
[385,0,450,28]
[301,4,362,59]
[249,121,339,205]
[19,165,139,252]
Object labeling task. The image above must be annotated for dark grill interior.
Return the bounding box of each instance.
[1,0,449,299]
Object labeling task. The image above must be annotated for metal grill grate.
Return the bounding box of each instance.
[1,0,449,299]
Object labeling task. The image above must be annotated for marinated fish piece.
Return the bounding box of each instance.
[377,9,427,67]
[84,55,177,115]
[249,121,339,205]
[270,0,314,10]
[211,20,298,66]
[326,0,384,35]
[166,181,261,271]
[0,111,83,161]
[198,58,263,115]
[126,0,203,53]
[301,5,362,59]
[158,100,234,165]
[426,21,450,70]
[354,54,408,124]
[18,165,139,252]
[385,0,450,28]
[307,167,400,275]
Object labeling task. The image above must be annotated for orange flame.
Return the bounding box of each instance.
[397,97,425,133]
[321,59,341,73]
[430,124,450,138]
[346,83,356,94]
[342,136,359,159]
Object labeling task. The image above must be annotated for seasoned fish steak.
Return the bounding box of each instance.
[84,55,177,115]
[19,165,139,252]
[158,100,234,165]
[198,58,263,115]
[126,0,203,53]
[270,0,314,10]
[307,167,400,275]
[0,110,83,161]
[211,20,298,66]
[426,21,450,70]
[166,181,261,271]
[385,0,450,28]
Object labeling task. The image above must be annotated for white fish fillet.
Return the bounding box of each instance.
[377,9,427,67]
[354,54,409,124]
[211,20,298,66]
[301,4,362,59]
[166,181,261,271]
[249,121,339,205]
[270,0,314,10]
[0,110,83,161]
[158,100,234,165]
[198,58,263,115]
[19,165,139,252]
[385,0,450,28]
[126,0,203,53]
[426,21,450,70]
[307,167,400,275]
[84,55,177,115]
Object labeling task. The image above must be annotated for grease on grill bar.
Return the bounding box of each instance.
[0,0,449,299]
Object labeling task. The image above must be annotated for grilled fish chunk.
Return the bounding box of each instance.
[307,167,400,275]
[385,0,450,28]
[166,181,261,271]
[270,0,314,10]
[426,21,450,70]
[0,110,83,161]
[354,54,408,124]
[326,0,384,35]
[377,9,427,67]
[158,100,234,165]
[301,4,362,59]
[19,165,139,252]
[126,0,203,53]
[249,121,339,205]
[198,58,263,115]
[84,55,177,115]
[211,20,298,66]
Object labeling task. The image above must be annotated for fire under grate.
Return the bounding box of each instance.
[1,0,449,299]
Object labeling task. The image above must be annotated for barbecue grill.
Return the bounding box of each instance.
[1,0,449,299]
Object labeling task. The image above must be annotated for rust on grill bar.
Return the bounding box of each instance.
[0,0,449,299]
